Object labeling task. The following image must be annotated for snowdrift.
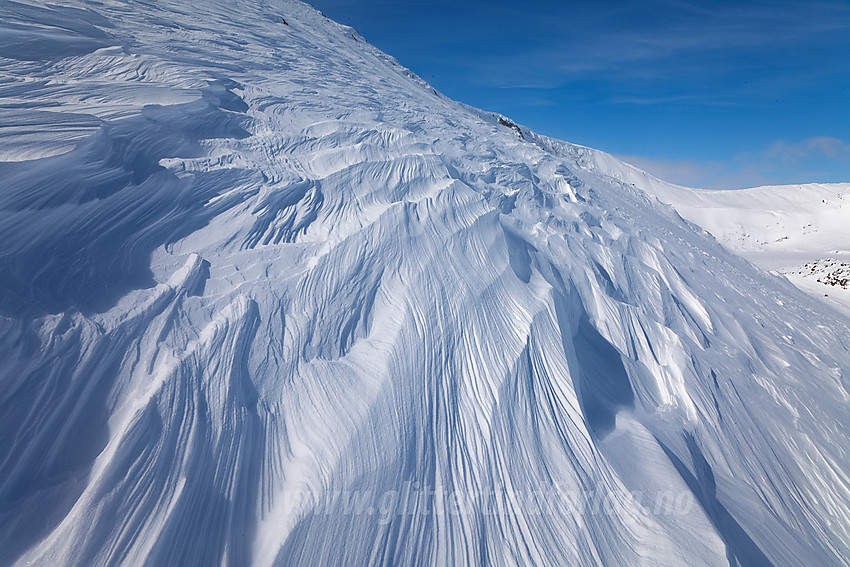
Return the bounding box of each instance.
[0,1,848,565]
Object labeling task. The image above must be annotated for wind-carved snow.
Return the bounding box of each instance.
[607,165,850,316]
[1,1,849,566]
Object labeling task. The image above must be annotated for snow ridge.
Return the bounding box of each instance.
[0,1,848,566]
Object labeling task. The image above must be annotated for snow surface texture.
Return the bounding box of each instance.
[601,172,850,318]
[1,1,849,565]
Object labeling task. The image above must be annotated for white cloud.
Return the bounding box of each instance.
[616,155,717,186]
[617,154,773,189]
[766,136,850,163]
[618,136,850,190]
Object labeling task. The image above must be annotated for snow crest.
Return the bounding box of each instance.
[1,1,849,566]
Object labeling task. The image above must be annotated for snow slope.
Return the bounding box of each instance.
[656,182,850,316]
[597,154,850,316]
[1,1,849,566]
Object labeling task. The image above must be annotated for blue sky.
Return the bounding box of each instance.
[308,0,849,189]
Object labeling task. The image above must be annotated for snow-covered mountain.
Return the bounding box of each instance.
[610,172,850,317]
[1,1,849,565]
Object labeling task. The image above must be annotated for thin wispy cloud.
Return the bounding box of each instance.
[620,136,850,189]
[464,0,850,90]
[617,155,728,187]
[767,137,850,163]
[608,94,745,107]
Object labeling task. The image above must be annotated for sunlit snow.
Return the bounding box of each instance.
[0,1,848,566]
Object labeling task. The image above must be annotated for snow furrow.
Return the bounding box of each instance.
[0,1,848,565]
